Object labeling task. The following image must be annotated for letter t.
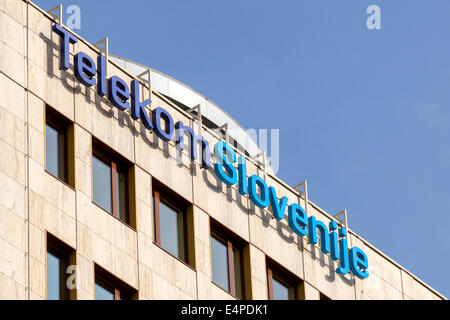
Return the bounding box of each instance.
[52,24,78,70]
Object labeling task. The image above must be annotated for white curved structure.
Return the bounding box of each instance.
[110,54,274,175]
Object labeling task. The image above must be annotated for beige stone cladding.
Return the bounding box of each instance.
[0,0,445,300]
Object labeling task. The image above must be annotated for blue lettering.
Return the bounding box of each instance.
[288,203,308,236]
[130,79,152,130]
[52,23,371,280]
[238,155,247,195]
[269,187,288,220]
[308,216,330,254]
[248,175,269,208]
[176,121,210,169]
[97,55,107,97]
[153,107,174,142]
[52,24,78,70]
[213,141,237,185]
[108,76,129,111]
[329,220,339,261]
[336,227,350,275]
[74,52,96,87]
[349,247,369,279]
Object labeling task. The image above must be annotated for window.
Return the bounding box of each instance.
[152,180,195,267]
[210,229,245,299]
[94,265,136,300]
[46,233,75,300]
[92,139,134,226]
[266,260,301,300]
[45,105,74,186]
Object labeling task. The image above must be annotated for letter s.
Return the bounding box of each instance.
[214,141,237,185]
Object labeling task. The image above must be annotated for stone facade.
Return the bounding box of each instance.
[0,0,445,300]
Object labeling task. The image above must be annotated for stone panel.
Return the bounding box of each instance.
[0,38,26,86]
[0,206,27,252]
[0,73,26,121]
[351,235,404,300]
[0,238,27,286]
[302,249,356,300]
[0,170,26,219]
[302,282,320,300]
[0,0,26,25]
[28,60,75,120]
[29,256,45,299]
[401,270,441,300]
[0,272,26,300]
[0,138,25,186]
[193,166,249,241]
[0,106,25,154]
[0,9,26,55]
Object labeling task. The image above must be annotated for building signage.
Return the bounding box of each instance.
[53,24,369,279]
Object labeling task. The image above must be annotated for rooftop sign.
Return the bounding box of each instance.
[52,24,369,279]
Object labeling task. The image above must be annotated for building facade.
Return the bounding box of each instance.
[0,0,445,300]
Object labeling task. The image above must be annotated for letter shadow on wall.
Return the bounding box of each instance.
[201,166,249,217]
[40,32,76,99]
[248,199,296,245]
[81,85,137,138]
[309,242,355,287]
[43,26,354,289]
[44,31,138,138]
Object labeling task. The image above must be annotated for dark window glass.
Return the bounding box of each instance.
[233,247,243,299]
[95,266,135,300]
[92,145,130,225]
[267,266,297,300]
[272,276,290,300]
[211,235,230,292]
[159,200,182,258]
[95,279,115,300]
[117,169,127,222]
[92,154,112,213]
[46,238,71,300]
[46,251,62,300]
[45,122,65,180]
[153,189,189,264]
[210,230,245,299]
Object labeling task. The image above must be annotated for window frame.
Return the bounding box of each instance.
[94,265,135,300]
[210,232,237,297]
[209,222,246,299]
[320,292,331,300]
[45,118,67,181]
[152,188,189,264]
[46,233,76,300]
[92,141,131,226]
[44,105,74,187]
[266,262,298,300]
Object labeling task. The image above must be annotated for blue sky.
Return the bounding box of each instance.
[34,0,450,297]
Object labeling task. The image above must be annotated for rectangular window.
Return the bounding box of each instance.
[92,139,134,226]
[46,234,75,300]
[152,181,194,267]
[267,261,300,300]
[210,223,247,299]
[45,105,74,186]
[94,265,136,300]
